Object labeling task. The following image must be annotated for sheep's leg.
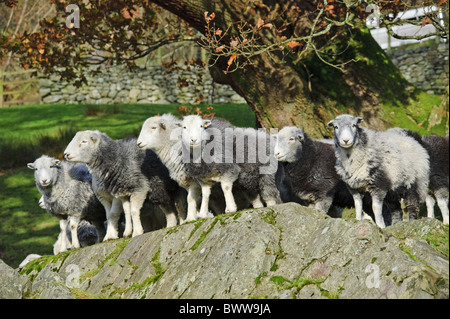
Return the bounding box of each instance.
[159,203,178,228]
[352,192,363,221]
[103,198,122,241]
[371,194,386,228]
[435,188,449,225]
[186,184,201,222]
[69,216,81,249]
[425,194,436,219]
[221,180,237,213]
[121,197,133,238]
[129,192,146,237]
[58,219,69,253]
[251,194,264,208]
[92,220,106,244]
[199,183,213,219]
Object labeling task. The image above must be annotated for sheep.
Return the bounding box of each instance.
[181,115,282,218]
[137,113,198,222]
[388,128,449,225]
[327,114,430,228]
[181,115,241,218]
[274,126,392,223]
[64,131,184,239]
[27,155,106,249]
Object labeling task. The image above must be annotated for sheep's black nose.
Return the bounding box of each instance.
[64,153,70,159]
[137,142,143,148]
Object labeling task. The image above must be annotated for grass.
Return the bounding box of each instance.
[0,102,254,268]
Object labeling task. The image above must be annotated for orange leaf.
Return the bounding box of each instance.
[230,39,239,48]
[227,53,237,67]
[286,41,300,49]
[215,29,223,36]
[215,45,225,53]
[256,18,264,29]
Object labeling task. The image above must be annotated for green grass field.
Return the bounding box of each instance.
[0,103,255,268]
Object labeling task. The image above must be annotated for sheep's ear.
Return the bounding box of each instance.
[203,120,212,128]
[327,120,334,128]
[356,117,363,125]
[296,129,304,141]
[159,120,167,130]
[27,163,35,170]
[90,132,99,143]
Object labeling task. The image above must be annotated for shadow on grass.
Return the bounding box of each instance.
[0,124,80,170]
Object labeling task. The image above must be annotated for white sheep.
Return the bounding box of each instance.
[327,114,430,228]
[27,155,106,249]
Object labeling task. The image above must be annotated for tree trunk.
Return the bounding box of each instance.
[152,0,409,137]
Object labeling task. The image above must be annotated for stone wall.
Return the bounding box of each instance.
[386,42,449,94]
[38,64,246,105]
[37,42,449,105]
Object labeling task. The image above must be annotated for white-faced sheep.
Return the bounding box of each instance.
[27,155,106,249]
[327,114,430,228]
[64,131,185,239]
[181,115,282,218]
[181,115,241,218]
[388,128,449,225]
[274,126,392,223]
[137,113,197,222]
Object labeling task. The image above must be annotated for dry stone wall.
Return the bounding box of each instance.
[38,64,246,105]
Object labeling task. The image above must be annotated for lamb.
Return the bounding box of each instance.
[388,128,449,225]
[327,114,430,228]
[64,131,184,239]
[181,115,282,218]
[274,126,392,223]
[27,155,106,250]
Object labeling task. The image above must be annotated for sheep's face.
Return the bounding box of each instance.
[327,115,363,149]
[274,126,304,163]
[181,115,211,150]
[27,156,61,188]
[137,116,181,150]
[64,130,100,164]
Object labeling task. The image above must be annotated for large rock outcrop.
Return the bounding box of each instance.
[1,203,448,299]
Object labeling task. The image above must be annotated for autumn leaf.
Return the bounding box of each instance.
[215,45,225,53]
[256,18,264,29]
[227,53,237,67]
[204,11,216,23]
[286,41,300,49]
[215,29,223,36]
[230,39,239,47]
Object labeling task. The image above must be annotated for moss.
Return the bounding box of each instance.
[19,251,71,282]
[422,224,449,258]
[190,218,219,251]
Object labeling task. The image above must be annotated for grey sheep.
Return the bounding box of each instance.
[388,128,449,225]
[27,155,106,250]
[327,114,429,228]
[274,126,391,223]
[64,131,185,239]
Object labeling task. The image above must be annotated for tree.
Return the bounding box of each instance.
[1,0,448,136]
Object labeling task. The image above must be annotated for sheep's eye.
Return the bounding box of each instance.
[151,126,157,130]
[289,137,295,141]
[183,126,187,129]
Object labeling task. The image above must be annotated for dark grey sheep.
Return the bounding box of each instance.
[64,130,185,239]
